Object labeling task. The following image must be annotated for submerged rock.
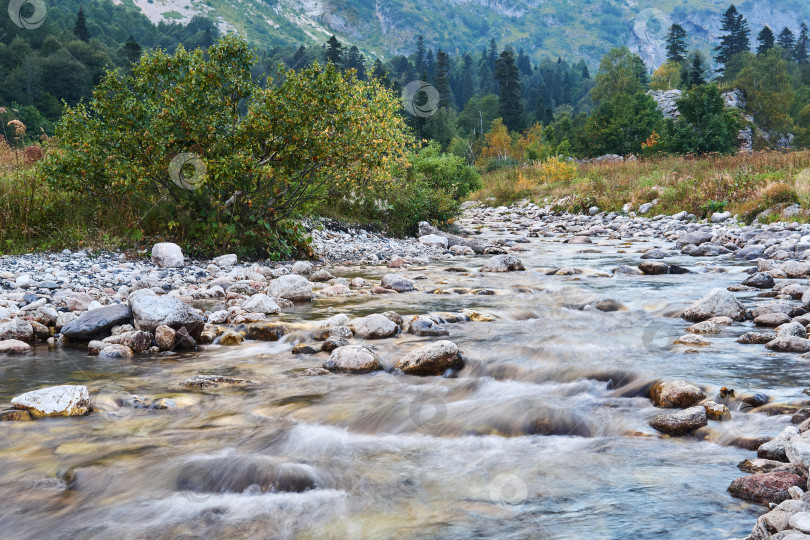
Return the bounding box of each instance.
[649,406,707,435]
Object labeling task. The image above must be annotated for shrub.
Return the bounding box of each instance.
[535,156,577,183]
[762,182,799,205]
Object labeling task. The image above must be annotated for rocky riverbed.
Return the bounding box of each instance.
[5,204,810,538]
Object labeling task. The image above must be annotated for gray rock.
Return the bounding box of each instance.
[151,242,184,268]
[267,274,313,302]
[711,211,732,223]
[407,315,450,337]
[351,314,399,339]
[766,337,810,353]
[98,344,134,359]
[481,254,525,272]
[241,294,280,315]
[380,274,415,292]
[682,288,746,322]
[395,341,463,375]
[649,406,708,435]
[129,290,204,340]
[650,380,706,408]
[11,385,90,418]
[60,304,132,341]
[743,273,775,289]
[323,345,383,373]
[213,254,237,267]
[0,319,34,342]
[676,230,713,248]
[735,245,766,260]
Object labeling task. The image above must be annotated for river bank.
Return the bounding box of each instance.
[3,203,810,538]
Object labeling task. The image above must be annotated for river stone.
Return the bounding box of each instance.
[267,274,313,302]
[175,457,320,494]
[682,288,746,322]
[408,315,450,337]
[310,269,334,282]
[687,321,720,334]
[739,458,793,473]
[704,401,731,421]
[767,337,810,353]
[0,409,33,421]
[247,322,285,342]
[395,340,463,376]
[778,322,807,338]
[241,294,280,315]
[380,274,415,292]
[102,331,153,353]
[650,380,706,408]
[786,439,810,469]
[481,254,525,272]
[313,326,353,341]
[0,339,31,354]
[419,234,449,248]
[213,254,237,267]
[676,230,713,248]
[155,325,176,350]
[674,334,710,346]
[291,261,313,275]
[756,312,792,327]
[790,513,810,534]
[728,471,806,504]
[783,261,810,279]
[759,427,800,462]
[744,272,776,289]
[638,261,668,275]
[738,332,776,344]
[323,345,383,373]
[60,304,132,340]
[151,242,184,268]
[0,318,34,342]
[181,375,254,389]
[99,344,134,359]
[220,331,243,346]
[735,245,766,260]
[11,385,90,418]
[321,337,348,352]
[130,290,204,340]
[352,314,398,339]
[649,406,707,435]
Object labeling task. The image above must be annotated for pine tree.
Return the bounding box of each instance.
[714,4,750,75]
[425,49,435,80]
[494,49,523,131]
[777,27,796,57]
[74,7,90,42]
[121,35,142,67]
[665,24,688,63]
[796,23,810,64]
[290,46,308,70]
[434,50,452,108]
[479,48,495,94]
[459,54,475,109]
[581,64,590,79]
[325,35,343,67]
[689,52,707,87]
[370,58,390,86]
[415,36,426,75]
[517,49,533,76]
[345,45,366,79]
[757,26,775,54]
[488,39,498,71]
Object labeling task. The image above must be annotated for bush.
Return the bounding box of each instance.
[535,156,577,183]
[40,35,412,258]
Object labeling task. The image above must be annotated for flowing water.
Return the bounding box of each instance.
[1,228,805,539]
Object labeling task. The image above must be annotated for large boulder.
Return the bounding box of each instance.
[11,385,90,418]
[407,315,449,336]
[60,304,132,340]
[743,273,775,289]
[395,341,463,376]
[129,290,204,340]
[481,254,525,272]
[151,242,184,268]
[323,346,383,373]
[682,288,746,322]
[419,234,449,249]
[380,274,415,293]
[728,472,806,504]
[351,314,398,339]
[0,339,31,354]
[676,230,713,248]
[0,319,34,342]
[267,275,313,302]
[766,337,810,354]
[241,294,281,315]
[649,406,707,435]
[650,380,706,408]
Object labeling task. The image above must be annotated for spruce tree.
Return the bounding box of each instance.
[796,23,810,64]
[290,46,308,70]
[517,49,532,76]
[757,26,775,54]
[414,36,426,75]
[665,24,688,63]
[581,64,590,79]
[689,52,707,87]
[434,50,452,109]
[777,27,796,57]
[345,46,366,79]
[494,49,523,131]
[488,39,498,71]
[459,54,475,109]
[325,35,343,67]
[479,48,495,94]
[425,49,435,80]
[74,7,90,42]
[714,4,750,74]
[121,35,142,67]
[371,59,390,86]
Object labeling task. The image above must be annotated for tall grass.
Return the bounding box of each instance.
[470,151,810,221]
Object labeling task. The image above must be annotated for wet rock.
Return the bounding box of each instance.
[0,318,34,342]
[302,367,330,376]
[130,290,204,340]
[87,340,106,355]
[744,273,776,289]
[462,309,497,321]
[151,242,184,268]
[174,327,197,350]
[682,288,746,322]
[738,458,794,474]
[0,339,31,354]
[323,345,383,373]
[407,315,450,337]
[735,245,766,260]
[11,385,90,418]
[267,274,313,302]
[675,334,710,346]
[728,471,806,504]
[380,274,415,293]
[351,314,399,339]
[98,344,134,359]
[219,331,243,346]
[321,337,347,352]
[181,375,254,389]
[650,380,706,408]
[759,427,800,462]
[676,230,713,248]
[175,456,321,494]
[641,248,667,259]
[638,261,668,275]
[741,393,770,408]
[247,322,285,342]
[481,254,525,272]
[102,331,153,353]
[687,321,720,334]
[241,294,280,315]
[704,401,731,421]
[292,344,319,355]
[0,409,33,421]
[649,406,708,435]
[767,337,810,353]
[382,311,403,325]
[779,322,808,338]
[155,325,176,350]
[738,332,776,344]
[395,340,463,376]
[756,312,792,327]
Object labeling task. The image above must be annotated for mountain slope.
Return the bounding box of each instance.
[126,0,809,67]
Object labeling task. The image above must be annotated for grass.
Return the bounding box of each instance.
[470,151,810,222]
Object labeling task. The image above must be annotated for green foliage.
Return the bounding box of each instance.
[578,92,663,157]
[734,48,794,143]
[40,35,412,257]
[591,47,648,105]
[661,84,741,154]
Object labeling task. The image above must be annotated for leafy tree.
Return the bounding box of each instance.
[665,24,688,63]
[457,94,499,137]
[591,47,648,105]
[796,23,810,64]
[74,8,90,42]
[325,35,343,67]
[714,4,750,76]
[734,48,794,143]
[480,118,512,161]
[757,26,775,54]
[651,61,682,90]
[661,84,740,154]
[579,92,662,157]
[41,36,413,257]
[494,49,522,131]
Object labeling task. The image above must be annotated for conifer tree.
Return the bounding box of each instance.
[665,24,688,63]
[74,7,90,42]
[434,50,452,108]
[325,35,343,67]
[414,36,426,75]
[689,51,708,87]
[714,4,750,74]
[121,35,141,67]
[796,23,810,64]
[757,26,775,54]
[459,54,476,108]
[777,27,796,57]
[494,49,523,131]
[345,45,366,79]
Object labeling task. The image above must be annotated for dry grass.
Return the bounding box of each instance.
[470,151,810,221]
